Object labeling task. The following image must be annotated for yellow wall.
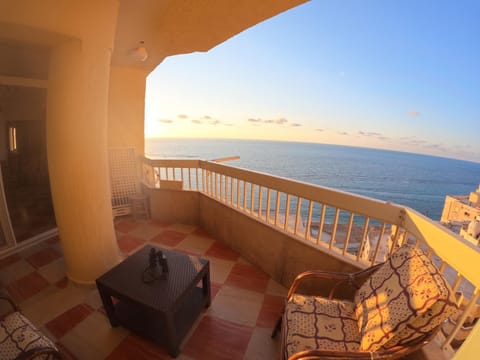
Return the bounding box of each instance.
[1,0,122,283]
[108,66,147,156]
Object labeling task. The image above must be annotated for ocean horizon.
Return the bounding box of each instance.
[145,138,480,221]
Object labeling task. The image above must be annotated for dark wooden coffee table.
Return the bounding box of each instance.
[96,245,211,357]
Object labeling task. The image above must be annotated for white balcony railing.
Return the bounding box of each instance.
[141,157,480,359]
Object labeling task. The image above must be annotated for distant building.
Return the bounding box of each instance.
[441,184,480,245]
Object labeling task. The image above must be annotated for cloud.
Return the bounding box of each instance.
[358,131,382,137]
[157,119,173,123]
[210,120,221,125]
[178,114,189,119]
[338,131,349,136]
[315,128,325,132]
[247,117,290,125]
[224,123,234,126]
[202,115,212,120]
[290,123,302,127]
[191,119,202,124]
[407,111,421,117]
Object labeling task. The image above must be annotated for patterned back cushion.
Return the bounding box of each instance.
[354,244,457,351]
[283,295,360,358]
[0,311,58,360]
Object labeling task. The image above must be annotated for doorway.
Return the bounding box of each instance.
[0,85,56,247]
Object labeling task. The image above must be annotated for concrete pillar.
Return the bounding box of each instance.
[46,39,120,284]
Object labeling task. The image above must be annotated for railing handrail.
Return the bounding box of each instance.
[200,160,404,225]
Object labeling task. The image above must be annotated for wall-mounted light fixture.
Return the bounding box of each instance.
[8,126,17,152]
[131,41,148,62]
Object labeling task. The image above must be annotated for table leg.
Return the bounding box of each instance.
[202,264,211,307]
[164,311,180,357]
[97,284,118,327]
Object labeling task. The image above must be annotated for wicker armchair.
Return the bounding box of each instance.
[277,244,458,360]
[0,295,62,360]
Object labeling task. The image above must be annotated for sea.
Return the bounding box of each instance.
[145,138,480,221]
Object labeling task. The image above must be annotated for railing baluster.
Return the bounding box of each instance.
[389,225,401,254]
[329,208,340,249]
[439,261,447,274]
[316,204,326,244]
[443,288,480,349]
[343,213,354,255]
[371,223,386,265]
[230,176,234,205]
[275,191,281,226]
[236,178,240,208]
[305,200,313,241]
[258,186,263,219]
[225,175,227,202]
[188,168,192,190]
[250,184,255,215]
[357,217,370,261]
[284,194,291,231]
[266,189,272,223]
[243,181,247,211]
[294,197,302,235]
[196,168,199,191]
[452,274,464,293]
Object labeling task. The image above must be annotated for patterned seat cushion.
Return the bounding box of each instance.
[0,311,58,360]
[354,244,457,351]
[283,294,360,359]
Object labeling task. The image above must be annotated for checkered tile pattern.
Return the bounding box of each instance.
[0,219,287,359]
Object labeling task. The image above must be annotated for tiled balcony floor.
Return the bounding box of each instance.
[0,219,287,360]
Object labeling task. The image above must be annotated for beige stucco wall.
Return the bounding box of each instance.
[147,187,360,294]
[198,194,360,290]
[108,66,147,156]
[146,187,200,225]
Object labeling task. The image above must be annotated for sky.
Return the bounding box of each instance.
[145,0,480,162]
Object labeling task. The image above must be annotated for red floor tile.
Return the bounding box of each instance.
[150,230,187,247]
[106,334,172,360]
[56,341,78,360]
[210,282,222,301]
[183,316,253,360]
[256,294,284,328]
[0,253,21,269]
[6,272,50,303]
[224,263,269,293]
[192,228,213,238]
[26,247,61,268]
[115,219,141,233]
[148,220,171,228]
[55,277,69,289]
[46,236,60,245]
[45,304,94,339]
[117,235,146,253]
[205,242,239,261]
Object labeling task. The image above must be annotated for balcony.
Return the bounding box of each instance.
[1,219,286,359]
[2,158,479,359]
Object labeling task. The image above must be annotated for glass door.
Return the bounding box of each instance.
[0,166,14,250]
[0,86,56,249]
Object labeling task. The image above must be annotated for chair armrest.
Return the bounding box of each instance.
[0,295,19,313]
[286,263,383,302]
[286,271,352,301]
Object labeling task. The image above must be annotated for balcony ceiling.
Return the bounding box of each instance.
[112,0,308,72]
